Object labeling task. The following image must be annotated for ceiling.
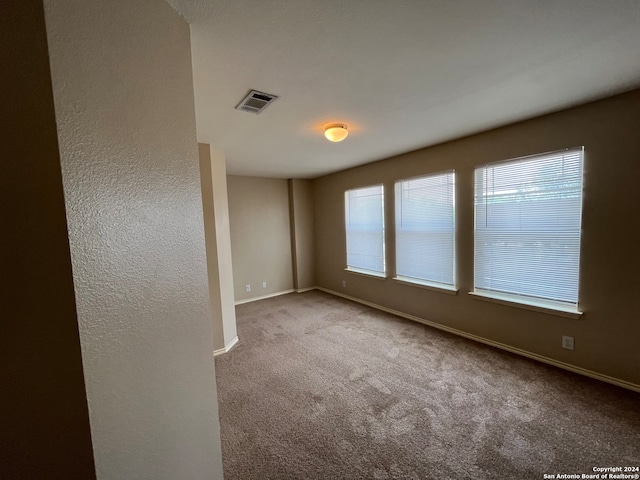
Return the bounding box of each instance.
[167,0,640,179]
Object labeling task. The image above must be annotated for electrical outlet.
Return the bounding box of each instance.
[262,281,267,289]
[342,280,347,288]
[562,335,574,351]
[245,284,251,292]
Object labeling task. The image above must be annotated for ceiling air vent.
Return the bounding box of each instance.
[235,90,278,114]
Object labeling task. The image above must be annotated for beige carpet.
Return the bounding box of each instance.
[214,291,640,479]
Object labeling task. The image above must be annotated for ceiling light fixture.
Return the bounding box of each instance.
[324,123,349,142]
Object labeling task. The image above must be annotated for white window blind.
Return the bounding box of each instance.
[395,171,455,287]
[474,148,584,308]
[345,185,385,275]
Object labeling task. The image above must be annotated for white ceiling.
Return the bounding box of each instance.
[167,0,640,179]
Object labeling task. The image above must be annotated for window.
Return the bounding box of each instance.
[345,185,385,276]
[474,148,584,311]
[395,171,455,289]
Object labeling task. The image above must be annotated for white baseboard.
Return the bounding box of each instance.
[295,287,316,293]
[316,287,640,394]
[213,336,239,357]
[235,289,295,305]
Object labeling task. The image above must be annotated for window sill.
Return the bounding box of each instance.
[468,290,583,319]
[393,276,458,295]
[344,267,387,279]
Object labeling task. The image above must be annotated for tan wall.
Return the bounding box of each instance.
[199,144,237,351]
[0,1,96,477]
[289,179,316,291]
[228,176,294,301]
[43,0,223,478]
[313,89,640,387]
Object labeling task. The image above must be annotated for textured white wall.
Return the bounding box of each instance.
[43,0,223,478]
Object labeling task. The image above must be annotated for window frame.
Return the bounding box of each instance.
[393,170,457,293]
[344,184,386,278]
[472,147,584,317]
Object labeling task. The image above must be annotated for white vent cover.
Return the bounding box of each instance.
[235,90,278,114]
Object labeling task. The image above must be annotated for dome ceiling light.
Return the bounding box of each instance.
[324,123,349,142]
